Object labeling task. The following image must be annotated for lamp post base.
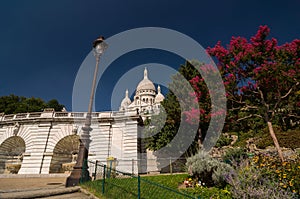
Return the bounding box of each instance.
[66,165,90,187]
[65,141,91,187]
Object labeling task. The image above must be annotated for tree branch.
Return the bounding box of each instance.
[257,87,268,107]
[240,105,259,111]
[287,114,300,119]
[281,81,299,99]
[237,114,263,121]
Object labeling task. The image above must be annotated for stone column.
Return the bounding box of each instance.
[89,122,112,162]
[18,122,52,174]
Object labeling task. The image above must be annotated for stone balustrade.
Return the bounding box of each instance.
[0,110,138,122]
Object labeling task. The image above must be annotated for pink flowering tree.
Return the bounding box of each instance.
[184,61,227,149]
[205,25,300,161]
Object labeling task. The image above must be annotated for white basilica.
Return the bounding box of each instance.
[119,68,165,115]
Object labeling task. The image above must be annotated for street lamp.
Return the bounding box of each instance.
[66,36,108,187]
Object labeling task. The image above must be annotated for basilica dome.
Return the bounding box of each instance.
[154,85,165,103]
[120,89,131,110]
[136,68,156,92]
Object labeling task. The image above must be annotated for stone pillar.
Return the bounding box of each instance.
[123,119,139,174]
[39,152,53,174]
[111,122,124,160]
[89,122,112,162]
[18,122,52,174]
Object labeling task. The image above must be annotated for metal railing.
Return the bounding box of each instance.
[87,157,187,176]
[86,160,199,199]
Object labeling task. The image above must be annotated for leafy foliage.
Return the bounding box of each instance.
[144,61,203,156]
[222,147,248,166]
[0,94,65,114]
[215,133,233,148]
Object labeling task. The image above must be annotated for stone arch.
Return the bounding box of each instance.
[49,135,80,173]
[0,136,25,174]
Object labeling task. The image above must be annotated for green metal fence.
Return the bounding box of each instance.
[87,160,199,199]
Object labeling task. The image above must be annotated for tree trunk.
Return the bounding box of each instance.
[267,121,284,162]
[198,128,202,150]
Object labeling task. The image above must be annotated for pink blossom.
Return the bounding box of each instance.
[207,41,229,60]
[250,25,270,46]
[184,108,200,124]
[265,38,278,51]
[287,69,296,77]
[253,66,262,74]
[224,81,230,85]
[228,73,234,78]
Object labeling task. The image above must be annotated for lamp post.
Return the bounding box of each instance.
[66,36,108,187]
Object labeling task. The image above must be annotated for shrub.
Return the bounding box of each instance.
[215,133,233,148]
[222,147,248,166]
[225,160,298,199]
[186,150,233,188]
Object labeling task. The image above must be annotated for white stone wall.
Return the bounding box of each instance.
[0,111,141,174]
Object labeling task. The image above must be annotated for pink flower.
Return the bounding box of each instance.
[224,81,230,85]
[253,67,262,74]
[228,73,234,79]
[207,41,229,60]
[250,25,270,46]
[184,108,200,124]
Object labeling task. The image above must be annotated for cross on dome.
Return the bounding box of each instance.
[144,67,148,79]
[157,85,161,93]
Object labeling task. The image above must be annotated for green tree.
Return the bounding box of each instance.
[0,95,65,114]
[144,61,206,157]
[145,92,181,151]
[0,95,20,114]
[46,99,65,111]
[24,97,46,112]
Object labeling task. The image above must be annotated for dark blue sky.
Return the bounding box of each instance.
[0,0,299,111]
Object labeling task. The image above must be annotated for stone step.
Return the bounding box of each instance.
[0,187,81,199]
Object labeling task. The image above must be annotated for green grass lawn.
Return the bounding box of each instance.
[81,173,232,199]
[81,173,195,199]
